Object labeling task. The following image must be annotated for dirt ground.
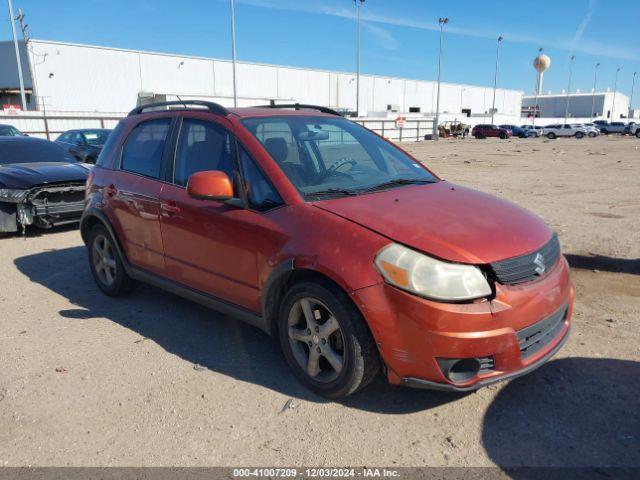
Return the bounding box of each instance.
[0,135,638,469]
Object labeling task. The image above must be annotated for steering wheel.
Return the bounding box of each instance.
[321,157,357,180]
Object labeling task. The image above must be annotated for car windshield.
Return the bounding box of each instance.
[0,139,76,165]
[0,125,23,136]
[241,115,437,198]
[82,130,111,146]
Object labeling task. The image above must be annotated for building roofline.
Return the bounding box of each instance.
[29,38,524,94]
[523,91,628,99]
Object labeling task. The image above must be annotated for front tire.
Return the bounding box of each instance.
[499,132,507,139]
[547,132,557,139]
[575,131,584,139]
[87,224,135,296]
[636,130,640,138]
[278,280,380,399]
[588,131,597,137]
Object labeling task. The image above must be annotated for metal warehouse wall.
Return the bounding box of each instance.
[26,40,523,116]
[522,92,630,120]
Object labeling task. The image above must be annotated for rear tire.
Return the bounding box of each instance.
[475,134,484,139]
[278,280,380,399]
[87,224,136,297]
[499,132,507,139]
[547,132,556,139]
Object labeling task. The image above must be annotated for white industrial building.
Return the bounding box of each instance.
[522,91,631,120]
[1,39,523,119]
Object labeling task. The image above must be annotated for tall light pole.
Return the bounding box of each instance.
[590,62,600,121]
[490,35,503,125]
[229,0,238,107]
[7,0,27,110]
[434,17,448,139]
[611,67,621,121]
[629,71,637,119]
[563,55,575,124]
[354,0,364,117]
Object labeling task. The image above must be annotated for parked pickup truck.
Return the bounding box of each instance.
[544,124,588,139]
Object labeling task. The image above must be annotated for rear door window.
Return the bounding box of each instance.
[121,118,171,179]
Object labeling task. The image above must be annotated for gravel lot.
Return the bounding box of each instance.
[0,135,638,468]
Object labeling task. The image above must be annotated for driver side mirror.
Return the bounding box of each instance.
[187,170,233,201]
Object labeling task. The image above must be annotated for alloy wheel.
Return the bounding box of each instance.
[92,234,117,287]
[287,297,345,383]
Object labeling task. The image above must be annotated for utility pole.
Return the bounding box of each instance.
[354,0,365,117]
[490,35,503,125]
[564,55,575,125]
[611,67,621,121]
[434,17,448,139]
[629,71,637,119]
[230,0,238,107]
[7,0,27,110]
[590,63,600,121]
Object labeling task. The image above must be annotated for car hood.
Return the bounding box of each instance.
[0,162,91,189]
[312,181,552,264]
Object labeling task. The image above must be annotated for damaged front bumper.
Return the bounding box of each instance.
[0,182,86,233]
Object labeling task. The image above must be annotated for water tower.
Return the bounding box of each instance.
[534,54,551,95]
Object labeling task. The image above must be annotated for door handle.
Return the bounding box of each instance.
[105,184,117,197]
[160,202,181,215]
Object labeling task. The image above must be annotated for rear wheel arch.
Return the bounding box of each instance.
[80,210,129,269]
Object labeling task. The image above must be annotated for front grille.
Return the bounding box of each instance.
[517,303,568,360]
[490,233,561,285]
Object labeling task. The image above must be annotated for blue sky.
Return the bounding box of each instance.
[2,0,639,106]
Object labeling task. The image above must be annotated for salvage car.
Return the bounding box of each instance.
[81,101,573,398]
[0,137,90,235]
[55,128,112,164]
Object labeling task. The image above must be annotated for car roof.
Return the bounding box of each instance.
[0,136,49,144]
[227,107,336,119]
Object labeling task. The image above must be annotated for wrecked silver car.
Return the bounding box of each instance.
[0,137,90,234]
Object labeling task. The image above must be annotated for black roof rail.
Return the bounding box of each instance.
[252,103,341,116]
[128,100,229,117]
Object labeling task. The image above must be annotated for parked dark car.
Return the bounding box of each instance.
[55,129,112,164]
[0,124,25,137]
[0,137,90,234]
[471,124,512,139]
[499,124,529,138]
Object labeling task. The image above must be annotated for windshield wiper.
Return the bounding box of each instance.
[307,188,360,198]
[361,178,436,193]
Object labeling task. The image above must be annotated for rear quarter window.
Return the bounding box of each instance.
[120,119,171,178]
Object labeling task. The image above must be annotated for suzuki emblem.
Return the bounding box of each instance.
[533,253,546,276]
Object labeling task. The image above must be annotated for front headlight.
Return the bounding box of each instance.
[375,243,492,302]
[0,188,28,203]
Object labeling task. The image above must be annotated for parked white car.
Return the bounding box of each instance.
[572,124,599,137]
[544,124,588,139]
[520,125,544,137]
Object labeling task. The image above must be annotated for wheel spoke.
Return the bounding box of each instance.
[306,348,321,377]
[299,298,317,328]
[104,265,114,284]
[322,345,343,373]
[319,316,339,336]
[289,326,310,343]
